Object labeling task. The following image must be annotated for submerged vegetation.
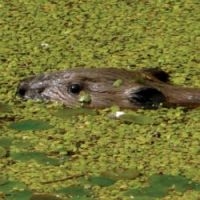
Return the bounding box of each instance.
[0,0,200,199]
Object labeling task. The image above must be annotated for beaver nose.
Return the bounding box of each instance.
[17,81,46,99]
[17,83,29,98]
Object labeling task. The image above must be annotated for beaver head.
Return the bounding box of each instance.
[17,68,200,109]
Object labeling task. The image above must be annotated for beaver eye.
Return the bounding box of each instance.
[68,84,82,94]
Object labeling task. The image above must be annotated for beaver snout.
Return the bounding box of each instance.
[17,83,28,98]
[17,79,46,100]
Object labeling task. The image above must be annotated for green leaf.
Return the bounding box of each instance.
[30,193,62,200]
[0,137,13,148]
[0,180,26,193]
[102,168,140,180]
[126,185,167,199]
[125,174,200,199]
[6,190,32,200]
[57,186,90,197]
[113,79,123,87]
[10,151,60,166]
[88,176,116,187]
[78,92,91,104]
[9,120,52,131]
[12,140,34,149]
[150,174,200,192]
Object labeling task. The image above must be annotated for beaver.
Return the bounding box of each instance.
[17,68,200,109]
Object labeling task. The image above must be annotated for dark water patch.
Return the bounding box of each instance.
[125,174,200,199]
[10,151,60,166]
[9,119,52,131]
[57,185,91,199]
[0,178,31,200]
[88,176,116,187]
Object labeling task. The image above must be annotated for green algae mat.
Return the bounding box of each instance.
[0,0,200,199]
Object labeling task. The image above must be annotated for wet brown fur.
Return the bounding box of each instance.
[17,68,200,109]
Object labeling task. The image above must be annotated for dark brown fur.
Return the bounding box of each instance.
[17,68,200,109]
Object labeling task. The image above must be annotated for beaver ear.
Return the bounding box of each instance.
[141,68,170,82]
[128,87,166,109]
